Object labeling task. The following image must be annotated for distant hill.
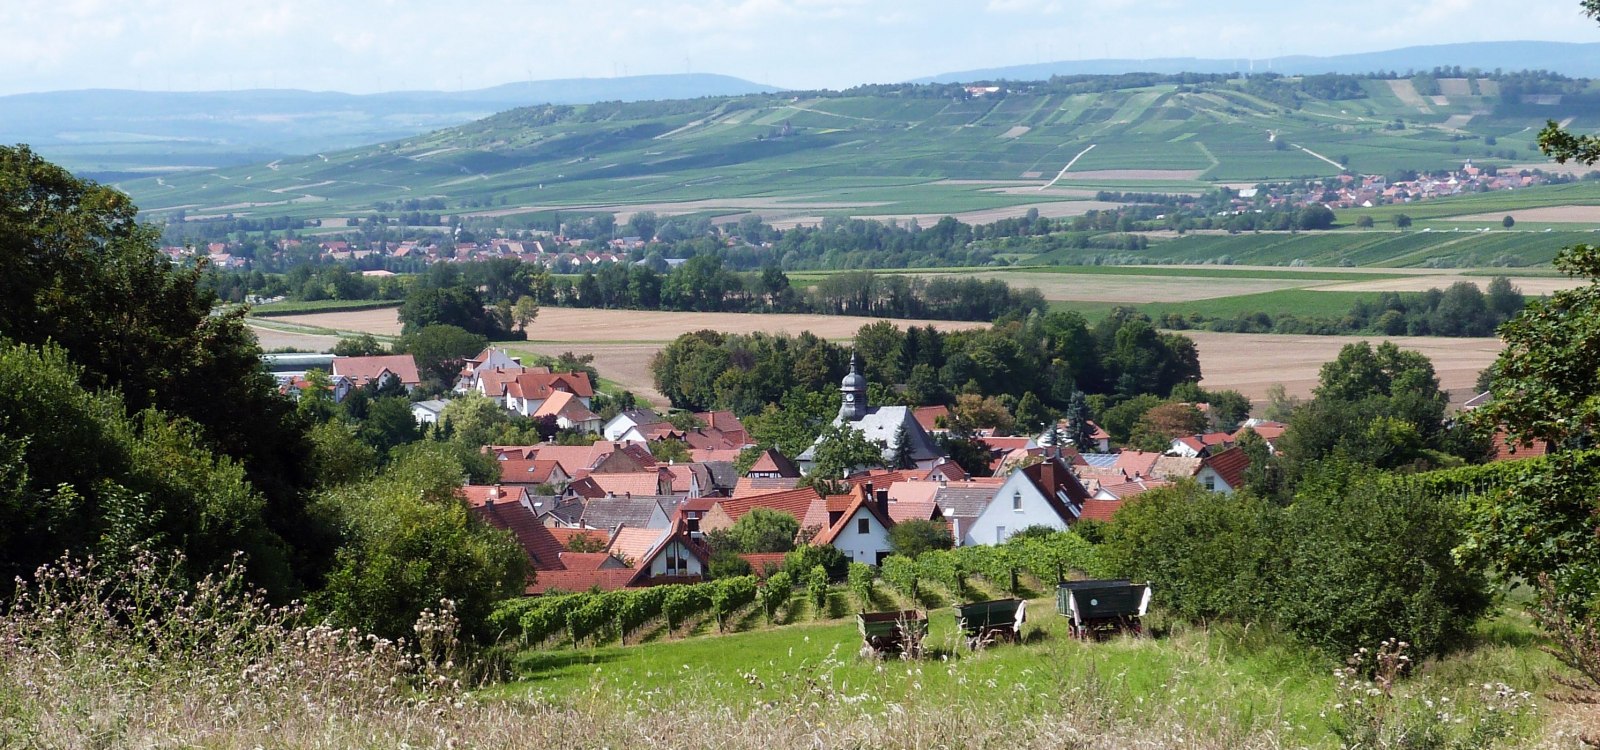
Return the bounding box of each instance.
[123,72,1599,230]
[918,41,1600,83]
[0,74,778,179]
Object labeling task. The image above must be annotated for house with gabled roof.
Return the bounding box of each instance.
[506,370,595,417]
[966,457,1092,546]
[454,347,523,393]
[603,408,664,442]
[567,470,672,500]
[810,483,899,565]
[331,354,421,391]
[1195,446,1251,494]
[1169,432,1235,458]
[629,518,712,584]
[747,448,801,479]
[699,487,825,536]
[495,458,571,489]
[532,390,603,434]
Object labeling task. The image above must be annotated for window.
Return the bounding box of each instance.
[996,525,1007,544]
[1203,475,1216,491]
[857,517,870,534]
[1012,491,1023,511]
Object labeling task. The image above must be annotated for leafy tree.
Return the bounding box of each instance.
[306,419,378,487]
[332,334,387,357]
[650,438,691,464]
[759,571,792,622]
[783,544,848,581]
[0,341,300,595]
[848,562,876,611]
[397,324,488,385]
[1502,215,1516,228]
[723,508,801,553]
[1394,213,1413,230]
[1098,393,1163,445]
[438,392,514,448]
[399,285,503,337]
[808,422,885,480]
[707,549,753,579]
[951,393,1015,435]
[565,531,608,553]
[806,565,830,609]
[0,146,320,590]
[357,396,420,457]
[512,295,540,335]
[887,519,954,560]
[1471,244,1600,448]
[1131,402,1209,452]
[316,444,527,643]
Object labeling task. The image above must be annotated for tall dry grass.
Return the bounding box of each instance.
[0,552,1588,750]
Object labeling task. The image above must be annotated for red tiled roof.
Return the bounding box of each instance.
[508,371,594,401]
[533,390,600,423]
[1490,429,1550,462]
[886,501,942,524]
[558,552,617,570]
[913,405,953,432]
[1078,497,1125,523]
[331,355,420,386]
[587,471,665,497]
[812,487,897,546]
[690,448,743,463]
[733,477,802,498]
[458,484,529,508]
[469,499,566,571]
[608,526,668,564]
[474,367,523,397]
[714,487,823,525]
[749,448,800,477]
[547,527,608,549]
[526,569,637,595]
[1112,450,1162,479]
[1234,421,1287,443]
[497,459,567,485]
[1174,432,1234,455]
[738,553,788,577]
[1201,446,1251,490]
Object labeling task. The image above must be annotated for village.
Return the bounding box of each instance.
[266,344,1541,603]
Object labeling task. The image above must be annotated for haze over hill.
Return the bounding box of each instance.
[122,68,1600,239]
[0,74,777,179]
[919,41,1600,83]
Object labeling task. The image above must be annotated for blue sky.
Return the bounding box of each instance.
[0,0,1595,95]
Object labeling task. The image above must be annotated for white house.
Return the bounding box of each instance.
[603,408,663,442]
[454,347,524,393]
[1193,446,1250,495]
[811,486,896,566]
[965,457,1091,546]
[411,399,449,425]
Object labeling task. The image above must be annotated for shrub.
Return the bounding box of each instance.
[880,555,920,601]
[887,519,954,559]
[805,565,829,609]
[847,562,875,611]
[707,549,752,580]
[783,544,848,581]
[759,571,793,622]
[1102,482,1283,622]
[710,576,758,632]
[1275,473,1490,658]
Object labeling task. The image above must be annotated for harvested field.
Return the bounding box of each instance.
[1452,206,1600,223]
[263,307,989,344]
[1511,161,1598,177]
[999,125,1031,139]
[1186,331,1501,408]
[1052,169,1206,181]
[1314,274,1586,295]
[862,200,1122,226]
[247,324,341,351]
[962,271,1310,302]
[513,342,671,405]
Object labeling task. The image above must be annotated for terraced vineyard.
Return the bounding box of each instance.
[123,76,1596,233]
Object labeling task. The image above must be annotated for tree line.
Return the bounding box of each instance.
[1158,278,1527,338]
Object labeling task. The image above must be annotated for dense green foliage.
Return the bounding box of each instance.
[652,312,1199,420]
[316,445,528,642]
[1154,277,1526,337]
[1103,475,1490,658]
[0,144,323,593]
[886,519,955,560]
[706,508,801,554]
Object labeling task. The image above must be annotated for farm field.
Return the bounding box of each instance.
[1186,330,1501,407]
[255,306,1503,408]
[1035,228,1598,267]
[122,77,1580,230]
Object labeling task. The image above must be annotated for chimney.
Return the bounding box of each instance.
[486,484,501,509]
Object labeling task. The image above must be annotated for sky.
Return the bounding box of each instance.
[0,0,1595,96]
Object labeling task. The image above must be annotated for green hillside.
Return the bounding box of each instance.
[121,75,1600,226]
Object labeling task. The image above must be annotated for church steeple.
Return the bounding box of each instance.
[839,351,868,421]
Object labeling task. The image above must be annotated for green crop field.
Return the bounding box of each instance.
[1028,228,1597,267]
[248,299,403,316]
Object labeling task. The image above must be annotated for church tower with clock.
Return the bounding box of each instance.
[839,351,868,420]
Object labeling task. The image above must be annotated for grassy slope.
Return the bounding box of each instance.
[503,586,1555,749]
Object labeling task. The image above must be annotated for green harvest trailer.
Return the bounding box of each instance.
[857,610,928,658]
[954,598,1027,648]
[1057,580,1152,640]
